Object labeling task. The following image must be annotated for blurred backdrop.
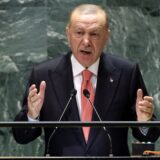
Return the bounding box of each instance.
[0,0,160,156]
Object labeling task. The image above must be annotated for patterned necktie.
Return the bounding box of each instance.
[81,69,94,143]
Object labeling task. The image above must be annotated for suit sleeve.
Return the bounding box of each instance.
[12,68,42,144]
[129,63,160,142]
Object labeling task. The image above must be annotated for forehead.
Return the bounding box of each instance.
[70,13,106,30]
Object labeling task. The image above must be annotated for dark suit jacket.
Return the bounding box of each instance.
[12,52,160,156]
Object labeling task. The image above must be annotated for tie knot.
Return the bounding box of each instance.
[82,70,92,81]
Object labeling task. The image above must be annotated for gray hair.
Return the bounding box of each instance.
[66,4,109,29]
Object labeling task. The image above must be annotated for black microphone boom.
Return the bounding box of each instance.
[83,89,103,122]
[58,89,77,121]
[46,89,77,156]
[83,89,113,157]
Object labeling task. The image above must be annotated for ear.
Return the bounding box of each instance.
[105,28,110,43]
[66,26,70,43]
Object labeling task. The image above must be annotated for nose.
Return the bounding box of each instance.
[82,34,90,47]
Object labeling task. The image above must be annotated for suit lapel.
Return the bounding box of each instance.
[48,53,86,147]
[87,53,121,150]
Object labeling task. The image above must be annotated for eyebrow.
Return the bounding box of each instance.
[75,25,102,31]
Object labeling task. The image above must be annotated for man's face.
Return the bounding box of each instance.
[66,13,109,67]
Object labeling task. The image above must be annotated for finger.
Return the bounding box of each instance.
[38,81,46,99]
[29,84,36,92]
[137,89,143,102]
[138,101,153,115]
[144,96,153,103]
[28,89,38,109]
[138,105,153,114]
[138,100,154,112]
[139,100,152,106]
[28,88,38,99]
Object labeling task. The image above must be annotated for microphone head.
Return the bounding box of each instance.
[70,89,77,97]
[83,89,90,98]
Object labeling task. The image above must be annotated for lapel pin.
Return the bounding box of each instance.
[109,77,114,83]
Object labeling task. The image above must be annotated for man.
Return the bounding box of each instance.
[12,4,160,156]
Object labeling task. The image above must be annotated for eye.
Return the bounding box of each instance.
[76,31,83,35]
[74,31,84,38]
[91,33,97,36]
[90,32,99,37]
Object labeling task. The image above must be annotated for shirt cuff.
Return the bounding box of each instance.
[27,115,40,122]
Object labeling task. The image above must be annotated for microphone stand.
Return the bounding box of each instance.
[46,89,77,156]
[83,89,113,157]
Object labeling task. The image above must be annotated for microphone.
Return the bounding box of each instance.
[83,89,113,157]
[46,89,77,156]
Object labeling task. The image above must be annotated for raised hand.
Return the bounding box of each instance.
[136,89,154,121]
[27,81,46,119]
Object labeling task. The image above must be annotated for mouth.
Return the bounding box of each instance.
[80,49,92,55]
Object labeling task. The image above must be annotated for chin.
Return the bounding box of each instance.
[82,62,93,68]
[78,56,94,67]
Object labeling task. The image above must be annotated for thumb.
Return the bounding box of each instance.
[39,81,46,99]
[136,89,143,102]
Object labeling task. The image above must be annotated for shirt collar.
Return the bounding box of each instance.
[71,54,100,77]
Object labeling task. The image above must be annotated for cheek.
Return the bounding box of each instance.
[71,39,77,48]
[96,39,106,50]
[93,41,102,51]
[70,41,80,55]
[71,38,81,49]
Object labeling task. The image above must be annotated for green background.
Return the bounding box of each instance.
[0,0,160,156]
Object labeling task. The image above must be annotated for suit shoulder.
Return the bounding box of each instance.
[105,53,137,69]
